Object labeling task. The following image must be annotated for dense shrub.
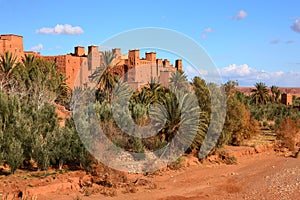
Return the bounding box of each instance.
[0,90,91,173]
[276,117,300,152]
[219,94,258,146]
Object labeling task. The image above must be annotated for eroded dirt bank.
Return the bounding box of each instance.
[1,148,299,200]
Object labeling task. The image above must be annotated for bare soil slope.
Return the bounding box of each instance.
[1,148,299,200]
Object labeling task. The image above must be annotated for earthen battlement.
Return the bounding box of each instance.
[0,33,182,89]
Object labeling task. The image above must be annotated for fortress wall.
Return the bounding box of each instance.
[0,34,24,61]
[0,34,180,90]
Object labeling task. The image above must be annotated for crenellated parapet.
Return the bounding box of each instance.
[0,34,182,89]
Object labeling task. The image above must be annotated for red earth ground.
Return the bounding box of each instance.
[0,145,299,200]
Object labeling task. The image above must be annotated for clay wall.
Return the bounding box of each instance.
[0,34,24,61]
[145,52,156,63]
[88,46,100,72]
[175,59,183,71]
[74,46,85,57]
[0,34,180,90]
[160,71,172,87]
[281,93,293,105]
[163,59,171,68]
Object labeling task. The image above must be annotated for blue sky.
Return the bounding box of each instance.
[1,0,300,86]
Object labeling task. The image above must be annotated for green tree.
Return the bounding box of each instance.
[271,85,281,103]
[150,72,203,156]
[251,82,269,105]
[277,117,300,153]
[53,127,72,170]
[0,51,19,91]
[192,77,211,114]
[0,51,18,78]
[145,78,165,103]
[220,94,258,146]
[91,50,119,102]
[169,71,189,91]
[223,80,238,98]
[21,54,35,68]
[6,138,23,174]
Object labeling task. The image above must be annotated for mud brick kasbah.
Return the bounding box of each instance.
[0,34,182,89]
[0,34,294,106]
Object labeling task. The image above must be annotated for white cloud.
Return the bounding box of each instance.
[201,27,214,39]
[291,19,300,33]
[270,39,296,44]
[221,64,251,76]
[184,63,299,87]
[218,64,300,87]
[270,39,280,44]
[31,44,43,51]
[286,40,295,44]
[36,24,84,35]
[204,27,214,33]
[232,10,248,20]
[185,66,208,80]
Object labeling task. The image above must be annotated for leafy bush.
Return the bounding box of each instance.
[219,95,258,146]
[168,157,185,170]
[6,138,23,174]
[276,117,300,152]
[0,89,92,174]
[217,150,237,165]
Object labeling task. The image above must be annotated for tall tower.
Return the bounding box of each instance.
[145,52,157,78]
[88,45,100,72]
[127,50,140,83]
[128,50,140,68]
[74,46,85,57]
[0,34,24,61]
[112,48,121,58]
[175,59,183,71]
[145,52,156,63]
[281,93,293,105]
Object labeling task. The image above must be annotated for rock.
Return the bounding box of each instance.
[133,178,152,186]
[79,175,92,188]
[182,155,200,167]
[254,145,264,153]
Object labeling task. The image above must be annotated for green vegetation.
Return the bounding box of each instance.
[276,117,300,155]
[0,53,91,174]
[0,50,299,175]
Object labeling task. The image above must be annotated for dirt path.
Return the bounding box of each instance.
[1,149,299,200]
[95,151,300,200]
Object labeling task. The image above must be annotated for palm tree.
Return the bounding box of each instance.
[54,74,71,106]
[129,88,152,125]
[90,50,119,102]
[223,80,238,98]
[145,77,165,103]
[21,54,35,69]
[92,65,118,102]
[251,82,269,105]
[169,71,189,91]
[0,51,17,78]
[271,85,281,103]
[102,51,117,66]
[150,89,202,157]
